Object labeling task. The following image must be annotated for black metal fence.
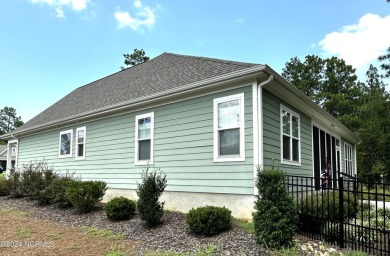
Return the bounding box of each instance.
[285,175,390,255]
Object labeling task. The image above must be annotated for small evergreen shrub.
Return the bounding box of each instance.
[136,166,167,227]
[65,180,107,213]
[253,167,298,249]
[0,178,12,196]
[187,206,232,236]
[105,196,136,221]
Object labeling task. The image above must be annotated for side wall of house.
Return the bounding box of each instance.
[262,88,313,176]
[17,85,256,218]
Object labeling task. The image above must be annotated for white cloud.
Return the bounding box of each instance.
[114,0,156,31]
[30,0,88,18]
[319,13,390,71]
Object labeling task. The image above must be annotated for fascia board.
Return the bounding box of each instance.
[263,66,360,145]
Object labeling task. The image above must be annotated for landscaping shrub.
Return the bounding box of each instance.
[37,171,76,207]
[136,166,167,227]
[299,190,358,222]
[0,177,12,196]
[105,196,136,221]
[8,169,25,198]
[65,180,107,213]
[253,167,297,249]
[187,206,232,236]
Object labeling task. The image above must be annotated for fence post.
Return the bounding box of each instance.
[338,176,344,248]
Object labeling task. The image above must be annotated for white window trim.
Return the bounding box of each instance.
[59,129,73,158]
[135,112,154,165]
[280,105,301,166]
[213,93,245,162]
[344,142,353,176]
[75,126,86,160]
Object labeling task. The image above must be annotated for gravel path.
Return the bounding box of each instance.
[0,196,268,255]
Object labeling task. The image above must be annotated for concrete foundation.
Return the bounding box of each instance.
[103,189,257,219]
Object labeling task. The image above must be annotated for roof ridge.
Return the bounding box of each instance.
[161,52,260,66]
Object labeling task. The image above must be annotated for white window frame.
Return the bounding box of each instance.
[344,142,353,176]
[75,127,86,160]
[59,129,73,158]
[135,112,154,165]
[213,93,245,162]
[280,105,301,166]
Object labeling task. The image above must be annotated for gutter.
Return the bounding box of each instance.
[1,65,266,139]
[253,74,273,195]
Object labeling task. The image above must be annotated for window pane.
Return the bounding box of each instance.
[77,144,84,157]
[292,116,299,138]
[78,130,84,143]
[219,128,240,155]
[138,117,151,139]
[218,100,239,129]
[292,138,299,161]
[139,140,151,160]
[283,135,290,160]
[60,133,71,155]
[282,111,290,135]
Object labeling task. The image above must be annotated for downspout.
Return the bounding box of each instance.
[253,74,273,195]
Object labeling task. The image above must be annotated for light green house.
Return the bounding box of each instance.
[1,53,360,218]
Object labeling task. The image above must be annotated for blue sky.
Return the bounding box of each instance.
[1,0,389,122]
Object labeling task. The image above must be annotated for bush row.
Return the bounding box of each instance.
[0,161,107,213]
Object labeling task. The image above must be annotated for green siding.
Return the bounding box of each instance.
[18,86,254,195]
[262,89,313,176]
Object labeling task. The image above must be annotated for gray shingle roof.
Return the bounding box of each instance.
[15,52,261,134]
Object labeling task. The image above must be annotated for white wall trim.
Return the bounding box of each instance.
[252,82,259,195]
[59,129,73,158]
[213,93,245,162]
[75,126,86,160]
[134,112,154,166]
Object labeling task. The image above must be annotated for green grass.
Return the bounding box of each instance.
[0,208,28,216]
[233,218,255,233]
[344,251,369,256]
[80,226,125,240]
[143,243,220,256]
[104,249,129,256]
[0,172,5,180]
[14,227,37,238]
[358,186,390,202]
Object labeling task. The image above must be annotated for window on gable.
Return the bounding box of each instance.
[344,143,353,175]
[135,112,154,165]
[75,127,86,160]
[59,129,73,158]
[281,105,300,165]
[213,93,245,162]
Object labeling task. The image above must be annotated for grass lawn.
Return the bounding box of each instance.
[0,208,140,256]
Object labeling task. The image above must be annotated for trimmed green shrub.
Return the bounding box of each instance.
[65,180,107,213]
[105,196,137,221]
[299,190,358,222]
[136,166,167,227]
[253,167,298,249]
[0,178,12,196]
[187,206,232,236]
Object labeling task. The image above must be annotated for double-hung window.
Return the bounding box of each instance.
[135,112,154,165]
[213,93,245,162]
[281,105,300,165]
[344,143,353,175]
[59,129,73,158]
[75,127,86,160]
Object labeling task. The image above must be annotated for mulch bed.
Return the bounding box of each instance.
[0,196,267,255]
